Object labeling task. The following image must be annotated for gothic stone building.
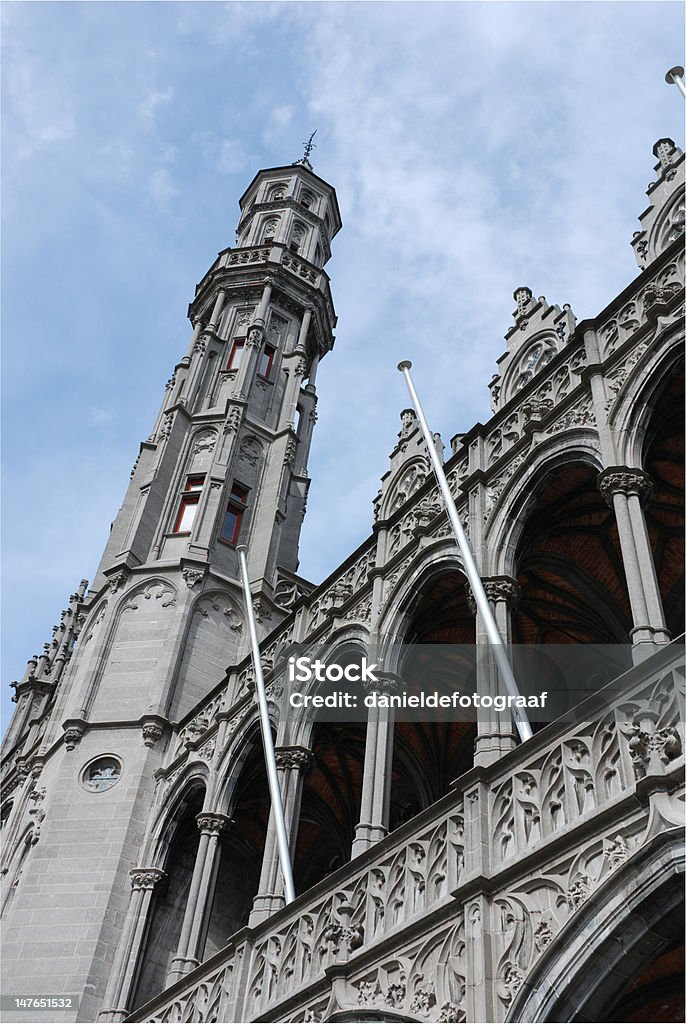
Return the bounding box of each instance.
[1,135,684,1024]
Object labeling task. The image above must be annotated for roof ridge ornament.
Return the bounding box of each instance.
[293,130,317,171]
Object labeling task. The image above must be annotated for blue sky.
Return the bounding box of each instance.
[2,1,684,731]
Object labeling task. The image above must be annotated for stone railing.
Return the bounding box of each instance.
[127,642,684,1024]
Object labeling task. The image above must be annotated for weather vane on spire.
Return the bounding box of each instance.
[294,130,317,169]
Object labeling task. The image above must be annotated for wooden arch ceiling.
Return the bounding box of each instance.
[133,786,206,1010]
[293,721,366,893]
[610,939,685,1023]
[513,465,632,644]
[391,571,476,827]
[206,734,270,952]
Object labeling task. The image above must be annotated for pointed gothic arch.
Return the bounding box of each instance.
[291,641,368,893]
[507,830,684,1023]
[131,781,206,1011]
[392,565,476,821]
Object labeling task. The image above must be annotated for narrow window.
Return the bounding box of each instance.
[300,190,314,210]
[290,223,306,255]
[262,217,279,243]
[173,476,205,534]
[228,338,245,370]
[220,484,248,545]
[259,345,276,379]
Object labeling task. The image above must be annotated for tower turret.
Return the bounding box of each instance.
[0,160,342,1022]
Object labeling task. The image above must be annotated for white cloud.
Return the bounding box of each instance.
[138,86,174,124]
[148,166,180,209]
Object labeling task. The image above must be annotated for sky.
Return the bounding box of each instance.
[2,0,684,731]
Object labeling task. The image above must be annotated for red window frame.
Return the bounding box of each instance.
[258,345,276,379]
[220,484,248,546]
[173,475,205,534]
[227,338,245,370]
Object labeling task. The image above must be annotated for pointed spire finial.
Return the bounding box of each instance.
[293,130,317,170]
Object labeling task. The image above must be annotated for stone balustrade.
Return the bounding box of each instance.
[127,641,684,1024]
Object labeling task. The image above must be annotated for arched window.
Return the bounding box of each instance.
[261,217,279,243]
[289,222,307,255]
[299,189,316,211]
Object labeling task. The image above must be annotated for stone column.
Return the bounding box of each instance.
[598,467,670,656]
[469,576,520,766]
[166,812,231,986]
[232,279,273,399]
[184,296,225,412]
[97,868,166,1023]
[249,746,314,926]
[352,675,400,857]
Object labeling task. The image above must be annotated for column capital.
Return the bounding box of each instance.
[195,811,232,836]
[361,671,405,696]
[274,745,315,773]
[597,466,654,507]
[465,576,521,614]
[129,867,166,891]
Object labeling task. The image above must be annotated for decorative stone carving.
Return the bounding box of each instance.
[106,569,130,593]
[604,834,629,869]
[438,1002,466,1023]
[63,721,85,750]
[275,747,315,773]
[622,719,681,777]
[534,919,553,952]
[129,867,166,891]
[284,438,298,465]
[253,599,273,623]
[598,467,654,507]
[223,407,243,435]
[196,812,230,836]
[499,962,524,1005]
[159,411,174,440]
[410,985,436,1014]
[399,408,418,439]
[566,872,590,910]
[239,435,264,466]
[521,397,553,423]
[321,917,363,961]
[546,399,595,434]
[246,325,264,347]
[192,430,217,455]
[27,787,46,843]
[141,718,165,748]
[385,981,406,1007]
[182,567,205,589]
[465,576,521,615]
[361,672,404,696]
[357,980,378,1005]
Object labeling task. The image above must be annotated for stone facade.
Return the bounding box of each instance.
[1,138,683,1024]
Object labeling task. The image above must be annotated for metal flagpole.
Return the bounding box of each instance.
[397,361,533,743]
[236,545,296,904]
[665,66,686,98]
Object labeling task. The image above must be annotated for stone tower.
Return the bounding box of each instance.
[0,157,341,1021]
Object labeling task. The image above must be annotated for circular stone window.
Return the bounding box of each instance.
[81,756,122,793]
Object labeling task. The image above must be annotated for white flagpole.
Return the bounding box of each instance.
[397,361,533,743]
[665,66,686,98]
[236,545,296,904]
